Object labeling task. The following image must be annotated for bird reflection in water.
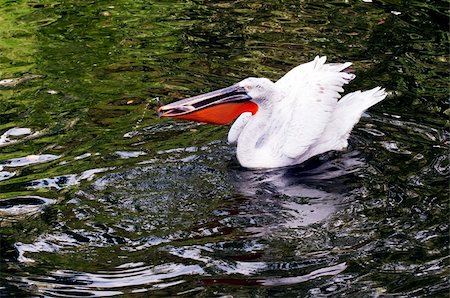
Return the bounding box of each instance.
[229,150,365,235]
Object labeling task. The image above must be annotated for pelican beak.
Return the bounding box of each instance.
[157,85,258,125]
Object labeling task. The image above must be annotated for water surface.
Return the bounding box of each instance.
[0,0,448,297]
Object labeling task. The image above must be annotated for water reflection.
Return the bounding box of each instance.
[8,143,362,295]
[231,150,365,232]
[11,263,204,297]
[0,196,54,226]
[0,167,15,182]
[1,0,448,296]
[0,74,42,88]
[260,262,347,286]
[114,151,146,159]
[3,113,447,295]
[0,127,33,147]
[0,154,61,182]
[3,131,448,296]
[29,168,113,190]
[1,154,60,167]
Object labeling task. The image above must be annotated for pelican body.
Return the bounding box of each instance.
[158,56,386,169]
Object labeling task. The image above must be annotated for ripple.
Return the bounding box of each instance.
[122,236,171,252]
[1,154,60,167]
[0,196,55,225]
[281,200,338,228]
[123,121,201,139]
[431,155,449,176]
[260,263,347,286]
[359,127,385,137]
[15,228,128,263]
[0,127,43,148]
[0,167,15,181]
[0,128,31,145]
[74,153,92,160]
[157,146,198,155]
[11,263,204,297]
[0,1,447,297]
[114,151,146,159]
[168,245,267,275]
[0,74,42,88]
[374,116,445,143]
[28,167,113,190]
[381,141,412,155]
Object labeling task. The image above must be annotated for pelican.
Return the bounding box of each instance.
[158,56,386,169]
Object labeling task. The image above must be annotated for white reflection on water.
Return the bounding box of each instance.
[15,233,80,263]
[8,147,363,295]
[114,151,146,159]
[167,245,266,275]
[1,154,60,167]
[232,150,365,232]
[13,263,204,297]
[74,152,92,160]
[0,196,55,225]
[0,167,15,181]
[0,127,42,147]
[260,262,347,286]
[28,167,113,190]
[0,154,60,182]
[281,200,338,228]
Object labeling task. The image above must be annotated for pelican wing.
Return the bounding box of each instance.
[275,56,355,159]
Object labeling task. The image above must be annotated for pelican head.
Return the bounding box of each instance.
[157,77,277,125]
[236,77,276,103]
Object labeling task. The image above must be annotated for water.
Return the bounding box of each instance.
[0,0,448,296]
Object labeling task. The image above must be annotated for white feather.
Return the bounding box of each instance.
[304,87,387,160]
[275,56,354,159]
[228,112,252,144]
[231,56,386,169]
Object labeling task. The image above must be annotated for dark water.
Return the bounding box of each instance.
[0,0,448,297]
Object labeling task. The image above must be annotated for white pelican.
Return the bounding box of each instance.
[158,56,386,169]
